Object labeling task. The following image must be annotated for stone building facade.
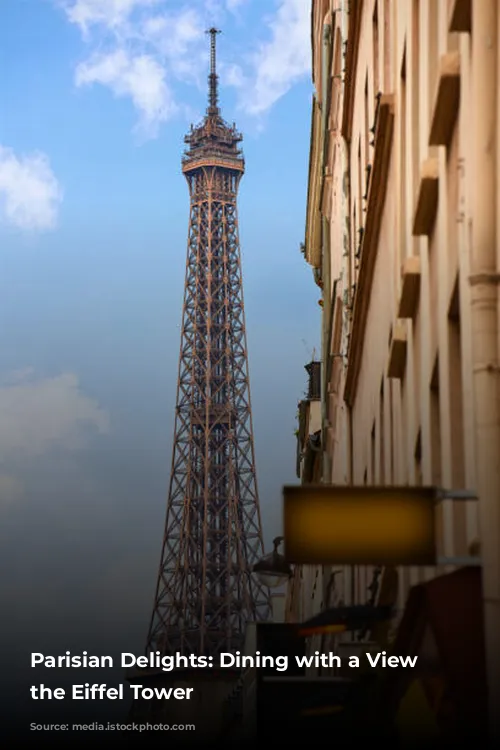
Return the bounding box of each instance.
[288,0,500,739]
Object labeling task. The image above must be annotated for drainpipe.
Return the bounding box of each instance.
[320,17,332,484]
[470,1,500,742]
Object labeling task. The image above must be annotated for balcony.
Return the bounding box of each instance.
[413,157,439,237]
[429,52,461,148]
[448,0,471,32]
[387,322,408,380]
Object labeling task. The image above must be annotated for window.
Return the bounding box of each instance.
[399,48,407,261]
[383,0,391,90]
[379,380,385,484]
[364,75,370,167]
[428,3,438,138]
[430,357,443,554]
[389,380,395,482]
[357,138,363,266]
[371,422,376,483]
[448,282,467,555]
[430,357,441,486]
[373,2,380,94]
[411,0,420,209]
[358,137,363,221]
[414,430,422,485]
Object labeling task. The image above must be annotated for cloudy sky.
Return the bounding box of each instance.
[0,0,319,712]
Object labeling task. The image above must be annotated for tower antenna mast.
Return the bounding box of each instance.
[206,27,221,115]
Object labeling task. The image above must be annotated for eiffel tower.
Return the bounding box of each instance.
[146,28,271,663]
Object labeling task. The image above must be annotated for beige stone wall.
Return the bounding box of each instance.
[292,0,500,657]
[333,0,482,609]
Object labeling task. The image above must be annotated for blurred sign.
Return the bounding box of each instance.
[283,485,437,566]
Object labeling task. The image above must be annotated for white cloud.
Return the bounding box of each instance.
[141,8,202,55]
[0,370,110,459]
[76,50,176,138]
[138,8,205,82]
[63,0,160,35]
[63,1,205,136]
[0,145,63,232]
[58,0,310,136]
[240,0,311,116]
[221,61,245,88]
[225,0,247,11]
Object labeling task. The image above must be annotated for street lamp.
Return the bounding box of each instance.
[252,536,293,588]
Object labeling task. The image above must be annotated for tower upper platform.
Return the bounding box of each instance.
[182,28,244,175]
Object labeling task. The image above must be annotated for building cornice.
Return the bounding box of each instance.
[344,94,395,407]
[304,97,323,269]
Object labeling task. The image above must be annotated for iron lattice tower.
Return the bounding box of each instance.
[146,29,271,660]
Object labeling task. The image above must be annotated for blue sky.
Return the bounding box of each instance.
[0,0,319,688]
